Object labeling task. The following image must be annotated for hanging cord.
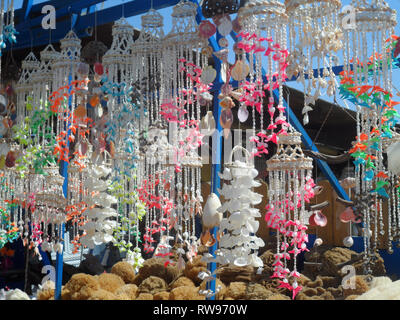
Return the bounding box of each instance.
[313,102,334,145]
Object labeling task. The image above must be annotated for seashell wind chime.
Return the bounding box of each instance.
[102,17,145,267]
[131,8,175,264]
[340,0,398,273]
[265,128,315,299]
[286,0,343,125]
[146,0,208,267]
[213,146,265,269]
[237,0,290,157]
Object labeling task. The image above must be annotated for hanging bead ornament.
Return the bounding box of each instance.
[340,0,397,273]
[265,127,315,299]
[286,0,343,125]
[207,146,265,269]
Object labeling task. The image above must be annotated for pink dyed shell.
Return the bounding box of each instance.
[309,211,327,227]
[199,20,216,39]
[340,207,357,223]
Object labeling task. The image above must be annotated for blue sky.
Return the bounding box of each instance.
[11,0,400,113]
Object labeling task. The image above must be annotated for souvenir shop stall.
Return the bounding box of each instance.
[0,0,399,300]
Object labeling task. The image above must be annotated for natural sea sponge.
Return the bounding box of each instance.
[343,276,369,298]
[169,286,205,300]
[184,256,208,285]
[352,252,386,276]
[65,273,100,294]
[115,284,139,300]
[136,293,153,300]
[153,291,170,300]
[319,276,340,288]
[225,282,247,300]
[71,286,97,300]
[267,294,291,300]
[88,289,118,300]
[321,247,355,276]
[217,265,254,284]
[199,278,226,300]
[115,293,130,300]
[244,283,274,300]
[134,258,179,286]
[297,274,312,287]
[296,291,335,300]
[98,273,125,293]
[111,261,136,284]
[326,287,343,299]
[139,276,167,294]
[264,278,290,295]
[321,247,385,277]
[37,289,54,300]
[61,288,72,300]
[345,295,359,300]
[259,250,276,275]
[306,277,324,288]
[170,276,196,289]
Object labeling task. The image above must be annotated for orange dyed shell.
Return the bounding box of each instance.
[74,105,87,118]
[90,95,100,107]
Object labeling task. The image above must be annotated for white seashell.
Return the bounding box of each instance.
[201,66,217,84]
[343,236,354,248]
[314,238,323,247]
[217,17,233,36]
[231,60,250,81]
[233,256,249,267]
[249,168,258,179]
[387,142,400,175]
[229,198,241,212]
[254,237,265,247]
[54,242,63,254]
[218,168,232,181]
[241,227,250,237]
[250,254,263,268]
[0,143,10,156]
[202,193,222,229]
[200,111,216,136]
[302,105,313,114]
[246,219,259,233]
[303,113,309,125]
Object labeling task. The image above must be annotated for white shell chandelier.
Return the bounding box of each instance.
[286,0,343,125]
[214,146,265,269]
